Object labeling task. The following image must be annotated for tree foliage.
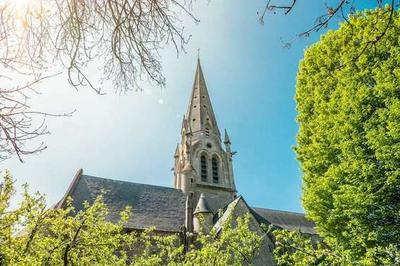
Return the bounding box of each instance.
[294,6,400,262]
[185,214,263,265]
[273,229,400,265]
[0,170,263,265]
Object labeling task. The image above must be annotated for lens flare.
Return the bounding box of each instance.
[8,0,41,16]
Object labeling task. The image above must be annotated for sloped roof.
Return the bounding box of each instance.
[252,207,316,235]
[57,172,186,233]
[57,171,315,235]
[213,197,242,233]
[211,196,316,235]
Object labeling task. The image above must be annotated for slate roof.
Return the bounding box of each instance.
[57,171,186,233]
[252,207,316,235]
[57,170,316,235]
[212,196,316,235]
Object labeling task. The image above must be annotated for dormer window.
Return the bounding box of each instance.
[212,157,219,183]
[200,155,207,182]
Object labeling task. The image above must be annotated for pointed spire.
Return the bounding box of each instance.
[186,59,220,137]
[193,193,212,214]
[180,115,188,134]
[174,143,179,158]
[224,129,231,144]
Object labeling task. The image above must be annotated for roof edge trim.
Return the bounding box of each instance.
[55,168,83,209]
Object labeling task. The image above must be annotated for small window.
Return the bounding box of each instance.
[206,143,212,149]
[192,118,196,122]
[212,157,219,183]
[205,128,210,137]
[200,155,207,182]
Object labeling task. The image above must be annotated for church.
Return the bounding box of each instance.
[55,59,316,264]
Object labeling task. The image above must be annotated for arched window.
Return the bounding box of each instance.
[200,155,207,182]
[212,157,219,183]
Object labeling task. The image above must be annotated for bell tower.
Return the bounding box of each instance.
[173,59,237,231]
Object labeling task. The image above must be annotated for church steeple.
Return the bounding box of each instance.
[186,59,220,138]
[174,59,237,232]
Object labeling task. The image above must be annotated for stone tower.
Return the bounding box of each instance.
[173,59,237,232]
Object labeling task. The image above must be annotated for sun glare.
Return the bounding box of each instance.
[9,0,40,14]
[4,0,45,28]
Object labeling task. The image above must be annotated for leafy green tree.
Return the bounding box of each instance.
[0,170,263,265]
[0,170,142,265]
[185,214,263,265]
[273,229,352,265]
[295,6,400,261]
[273,229,400,265]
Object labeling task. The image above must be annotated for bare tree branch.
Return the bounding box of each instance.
[260,0,399,49]
[0,0,196,161]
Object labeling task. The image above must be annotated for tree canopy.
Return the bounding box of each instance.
[295,6,400,261]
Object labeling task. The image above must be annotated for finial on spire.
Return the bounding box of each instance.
[224,129,231,144]
[181,115,187,129]
[197,48,200,62]
[174,143,179,158]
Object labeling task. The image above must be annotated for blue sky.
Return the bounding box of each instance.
[3,1,381,212]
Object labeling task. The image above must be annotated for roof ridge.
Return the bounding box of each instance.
[56,168,83,209]
[81,174,183,192]
[252,206,307,216]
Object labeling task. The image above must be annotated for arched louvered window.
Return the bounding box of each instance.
[200,155,207,182]
[205,128,210,137]
[212,157,219,183]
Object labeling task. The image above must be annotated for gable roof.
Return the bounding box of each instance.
[252,207,316,235]
[56,171,186,233]
[213,196,242,233]
[211,196,316,235]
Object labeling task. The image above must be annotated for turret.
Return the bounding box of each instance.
[224,129,231,154]
[193,193,213,234]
